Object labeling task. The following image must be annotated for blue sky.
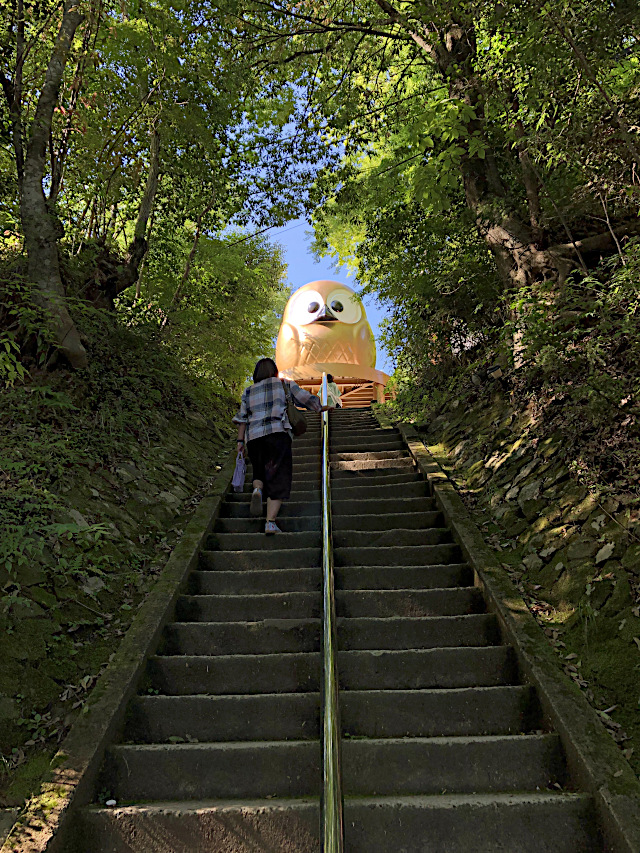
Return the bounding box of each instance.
[271,218,394,375]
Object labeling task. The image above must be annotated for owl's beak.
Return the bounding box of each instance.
[315,304,338,322]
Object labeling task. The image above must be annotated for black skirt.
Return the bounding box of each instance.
[247,432,293,500]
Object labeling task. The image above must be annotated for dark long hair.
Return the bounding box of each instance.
[253,357,278,383]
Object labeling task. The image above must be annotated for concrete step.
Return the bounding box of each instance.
[331,440,405,454]
[126,693,320,742]
[199,547,322,571]
[177,592,321,621]
[226,487,320,503]
[331,469,421,485]
[288,463,321,475]
[335,564,473,589]
[77,799,320,853]
[332,511,443,531]
[340,686,537,738]
[147,652,322,695]
[215,509,447,536]
[105,741,321,800]
[206,531,322,551]
[330,449,409,462]
[333,529,454,549]
[187,563,473,595]
[337,646,518,690]
[126,685,535,744]
[331,430,402,443]
[163,620,321,656]
[78,792,600,852]
[220,499,321,518]
[335,587,484,618]
[190,567,321,595]
[214,515,321,533]
[334,544,461,566]
[163,614,498,656]
[330,481,429,499]
[331,458,414,471]
[105,734,563,801]
[146,646,517,695]
[341,734,565,796]
[332,495,435,515]
[177,586,480,622]
[337,614,500,650]
[341,792,601,852]
[329,428,386,439]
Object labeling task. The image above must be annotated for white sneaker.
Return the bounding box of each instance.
[264,521,281,535]
[250,487,262,516]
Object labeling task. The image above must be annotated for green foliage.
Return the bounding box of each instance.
[126,229,289,394]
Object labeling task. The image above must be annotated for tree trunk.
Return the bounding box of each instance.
[80,125,161,309]
[49,9,95,205]
[20,0,88,368]
[373,2,639,299]
[167,191,216,313]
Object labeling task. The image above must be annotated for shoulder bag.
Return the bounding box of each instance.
[281,380,307,436]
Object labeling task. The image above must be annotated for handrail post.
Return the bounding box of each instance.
[320,373,344,852]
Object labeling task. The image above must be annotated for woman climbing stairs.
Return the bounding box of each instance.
[78,409,603,851]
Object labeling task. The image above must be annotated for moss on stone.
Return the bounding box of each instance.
[418,384,640,780]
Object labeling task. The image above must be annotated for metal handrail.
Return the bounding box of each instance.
[320,373,344,852]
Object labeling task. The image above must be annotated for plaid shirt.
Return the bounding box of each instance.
[233,377,321,442]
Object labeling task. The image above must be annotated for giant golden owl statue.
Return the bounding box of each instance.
[276,280,376,372]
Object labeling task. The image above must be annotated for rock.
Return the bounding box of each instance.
[520,498,547,521]
[621,543,640,575]
[540,545,557,559]
[81,576,105,597]
[567,540,599,561]
[29,587,58,608]
[513,459,538,485]
[495,505,517,523]
[17,561,47,587]
[135,479,159,496]
[115,464,137,483]
[523,553,543,572]
[510,518,530,537]
[558,482,589,508]
[3,631,43,660]
[595,542,615,564]
[539,438,560,459]
[518,479,543,504]
[505,485,520,501]
[170,485,189,501]
[10,598,46,619]
[68,508,91,529]
[565,495,599,523]
[129,490,155,507]
[0,695,19,720]
[158,490,181,505]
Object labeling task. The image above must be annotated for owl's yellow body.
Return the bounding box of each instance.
[276,280,376,372]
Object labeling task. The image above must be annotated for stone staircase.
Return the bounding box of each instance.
[78,408,602,851]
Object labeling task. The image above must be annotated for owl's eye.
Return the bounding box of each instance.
[326,289,362,324]
[287,289,323,326]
